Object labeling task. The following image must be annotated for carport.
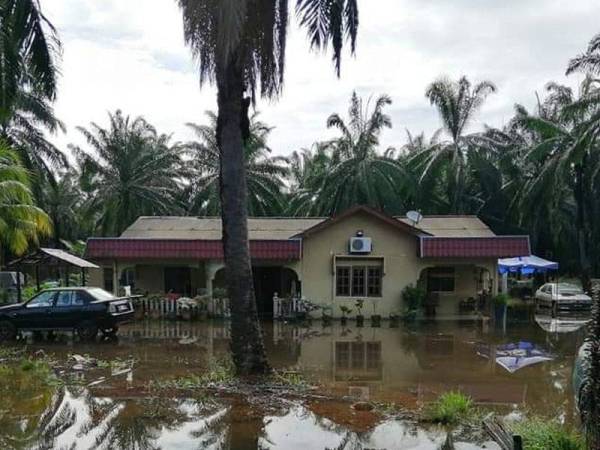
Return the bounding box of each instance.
[8,248,100,302]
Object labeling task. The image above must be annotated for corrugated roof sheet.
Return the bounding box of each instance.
[397,216,495,237]
[85,239,301,260]
[121,216,327,240]
[420,236,530,258]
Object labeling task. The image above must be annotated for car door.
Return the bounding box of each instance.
[17,291,57,329]
[53,290,88,328]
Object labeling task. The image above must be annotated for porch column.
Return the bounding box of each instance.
[491,262,499,296]
[112,260,118,296]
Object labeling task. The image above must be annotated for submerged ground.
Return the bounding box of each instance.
[0,312,587,449]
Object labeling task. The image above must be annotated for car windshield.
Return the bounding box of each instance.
[87,288,116,301]
[557,283,583,294]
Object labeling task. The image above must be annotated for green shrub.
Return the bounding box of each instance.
[512,418,585,450]
[402,284,426,311]
[493,293,510,306]
[426,391,474,425]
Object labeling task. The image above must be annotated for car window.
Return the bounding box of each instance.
[55,291,74,307]
[73,292,89,306]
[86,288,116,301]
[26,291,55,308]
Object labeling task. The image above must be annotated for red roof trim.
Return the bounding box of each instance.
[85,238,301,260]
[296,205,431,238]
[419,236,531,258]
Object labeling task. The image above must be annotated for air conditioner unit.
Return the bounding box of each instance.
[349,237,372,254]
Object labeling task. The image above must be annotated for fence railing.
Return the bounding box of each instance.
[273,293,308,320]
[135,295,230,320]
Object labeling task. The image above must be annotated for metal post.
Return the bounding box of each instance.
[35,265,40,291]
[65,266,70,287]
[16,264,21,303]
[81,268,86,286]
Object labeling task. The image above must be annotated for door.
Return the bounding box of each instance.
[17,291,56,329]
[253,267,282,317]
[164,267,192,296]
[52,290,89,328]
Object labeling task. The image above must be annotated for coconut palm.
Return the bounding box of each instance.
[0,0,66,188]
[185,111,288,216]
[410,76,496,214]
[291,92,407,216]
[177,0,359,374]
[72,110,185,236]
[567,33,600,75]
[0,140,50,257]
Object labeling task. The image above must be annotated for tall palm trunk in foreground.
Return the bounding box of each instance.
[216,56,268,373]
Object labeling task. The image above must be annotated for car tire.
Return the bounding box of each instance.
[76,321,98,341]
[101,326,119,337]
[0,320,17,341]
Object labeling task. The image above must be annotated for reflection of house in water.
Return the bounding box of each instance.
[334,340,382,382]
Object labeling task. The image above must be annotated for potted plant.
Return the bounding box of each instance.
[321,304,333,326]
[371,299,381,327]
[401,284,426,322]
[339,305,352,326]
[355,299,364,327]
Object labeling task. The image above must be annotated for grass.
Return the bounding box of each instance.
[512,418,586,450]
[0,357,61,388]
[425,391,475,425]
[150,358,235,390]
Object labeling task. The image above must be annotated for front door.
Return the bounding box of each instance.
[17,291,56,329]
[164,267,192,296]
[253,267,282,317]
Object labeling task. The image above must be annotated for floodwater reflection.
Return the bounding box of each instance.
[0,315,588,449]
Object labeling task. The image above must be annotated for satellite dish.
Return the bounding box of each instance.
[406,210,423,225]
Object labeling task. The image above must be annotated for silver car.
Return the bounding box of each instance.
[535,283,592,313]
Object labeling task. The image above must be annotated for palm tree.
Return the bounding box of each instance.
[177,0,359,375]
[567,33,600,75]
[185,111,288,216]
[72,110,185,236]
[290,92,407,216]
[0,140,50,257]
[0,0,66,189]
[410,76,496,213]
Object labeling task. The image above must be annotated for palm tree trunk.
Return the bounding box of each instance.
[575,162,592,292]
[215,55,270,376]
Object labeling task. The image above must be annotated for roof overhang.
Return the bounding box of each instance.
[419,236,531,258]
[85,238,302,261]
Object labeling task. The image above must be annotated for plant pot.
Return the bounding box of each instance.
[340,316,348,326]
[356,315,364,327]
[371,315,381,327]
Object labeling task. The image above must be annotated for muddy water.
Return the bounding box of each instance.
[0,312,587,449]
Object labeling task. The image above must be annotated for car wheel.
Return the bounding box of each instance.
[101,326,119,337]
[0,321,17,341]
[76,321,98,341]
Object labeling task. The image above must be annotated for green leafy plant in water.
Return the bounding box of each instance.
[273,370,308,388]
[339,305,352,318]
[425,391,474,425]
[354,299,364,316]
[151,358,235,390]
[512,417,585,450]
[493,293,510,306]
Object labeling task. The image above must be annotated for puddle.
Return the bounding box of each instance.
[0,313,587,448]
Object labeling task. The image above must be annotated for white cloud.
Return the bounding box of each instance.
[44,0,600,157]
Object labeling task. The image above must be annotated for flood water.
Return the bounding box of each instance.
[0,312,588,449]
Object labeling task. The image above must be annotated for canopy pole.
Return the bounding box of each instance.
[81,268,86,286]
[16,264,21,303]
[35,265,40,291]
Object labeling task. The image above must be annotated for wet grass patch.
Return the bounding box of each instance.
[512,417,585,450]
[150,358,235,390]
[424,391,476,426]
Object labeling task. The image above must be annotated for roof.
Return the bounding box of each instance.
[296,205,431,238]
[121,216,326,240]
[9,248,99,269]
[397,216,496,238]
[85,239,301,260]
[419,236,531,258]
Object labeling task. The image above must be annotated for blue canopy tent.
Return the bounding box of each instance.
[498,255,558,275]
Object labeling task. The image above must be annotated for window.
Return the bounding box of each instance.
[367,267,382,297]
[336,265,383,298]
[427,267,455,292]
[351,267,366,297]
[336,267,350,296]
[55,291,74,307]
[26,291,55,308]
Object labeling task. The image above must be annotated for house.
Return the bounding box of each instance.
[85,205,530,318]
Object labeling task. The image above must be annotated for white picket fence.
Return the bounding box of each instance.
[273,293,308,320]
[135,295,230,320]
[119,320,231,340]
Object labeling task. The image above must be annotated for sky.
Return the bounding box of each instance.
[44,0,600,157]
